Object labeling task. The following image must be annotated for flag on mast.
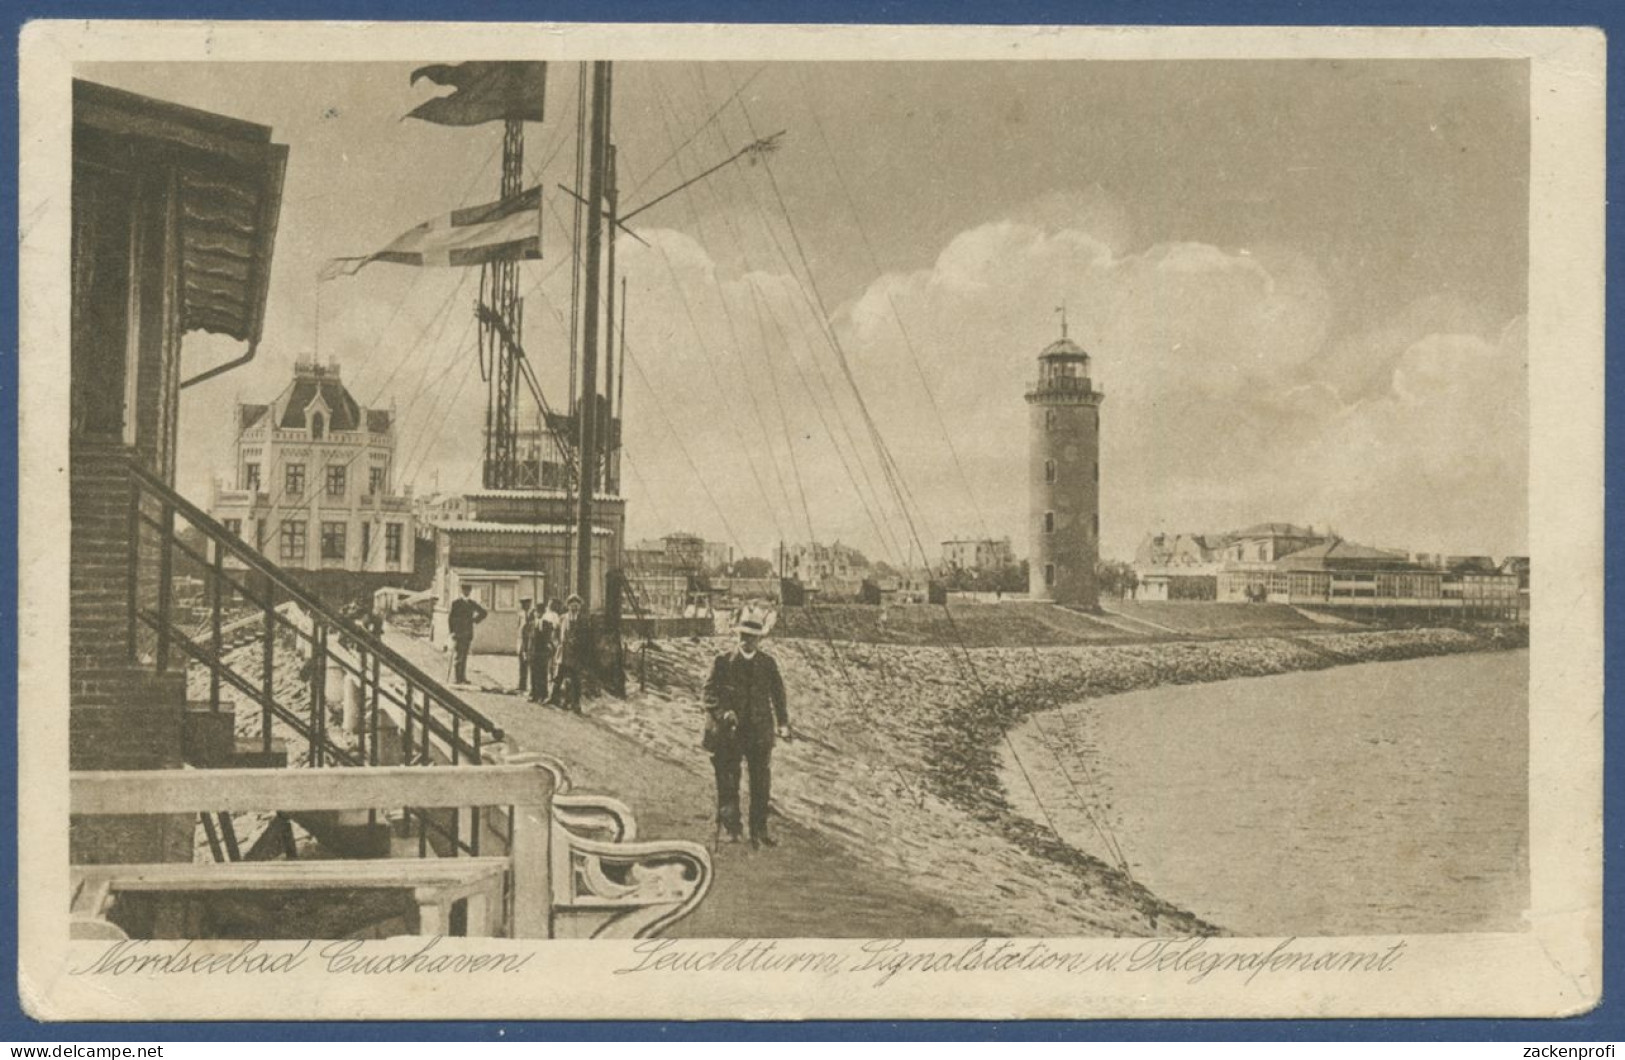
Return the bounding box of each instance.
[405,61,547,126]
[322,186,543,279]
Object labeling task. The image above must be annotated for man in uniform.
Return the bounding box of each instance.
[447,582,487,685]
[703,608,791,849]
[515,597,535,694]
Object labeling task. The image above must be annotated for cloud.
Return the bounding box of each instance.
[601,192,1526,562]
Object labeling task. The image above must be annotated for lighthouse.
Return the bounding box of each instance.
[1024,313,1104,608]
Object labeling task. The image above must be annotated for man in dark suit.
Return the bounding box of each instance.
[548,594,585,712]
[448,581,487,685]
[703,609,790,849]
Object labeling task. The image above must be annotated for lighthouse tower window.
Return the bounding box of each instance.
[1045,459,1056,484]
[1045,409,1057,432]
[1044,563,1056,588]
[1043,511,1055,534]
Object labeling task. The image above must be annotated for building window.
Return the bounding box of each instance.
[1044,511,1055,534]
[361,522,372,562]
[280,520,307,563]
[1045,409,1057,432]
[1044,563,1056,587]
[224,518,242,537]
[254,519,265,551]
[1093,513,1100,538]
[285,463,305,497]
[1045,459,1056,484]
[242,463,261,492]
[368,466,386,496]
[326,464,346,498]
[311,412,325,440]
[321,521,347,562]
[385,523,403,563]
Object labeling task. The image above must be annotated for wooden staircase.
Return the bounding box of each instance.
[70,447,715,936]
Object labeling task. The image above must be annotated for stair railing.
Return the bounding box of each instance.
[124,457,504,855]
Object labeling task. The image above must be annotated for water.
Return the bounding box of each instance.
[1001,650,1529,936]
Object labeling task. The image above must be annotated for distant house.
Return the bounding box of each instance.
[775,540,869,588]
[1216,522,1329,568]
[940,536,1015,573]
[211,360,415,580]
[1132,531,1233,600]
[1134,531,1229,573]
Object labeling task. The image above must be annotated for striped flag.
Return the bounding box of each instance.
[323,186,542,279]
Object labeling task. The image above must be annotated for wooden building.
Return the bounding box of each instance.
[427,489,624,654]
[70,80,288,862]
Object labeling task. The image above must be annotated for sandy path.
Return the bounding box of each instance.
[383,630,990,938]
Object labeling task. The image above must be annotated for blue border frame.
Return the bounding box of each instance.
[4,0,1617,1041]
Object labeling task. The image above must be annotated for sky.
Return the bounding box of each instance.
[83,58,1530,563]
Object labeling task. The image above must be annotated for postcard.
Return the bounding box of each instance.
[16,20,1604,1020]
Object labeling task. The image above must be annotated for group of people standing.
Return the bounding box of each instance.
[444,585,584,711]
[517,595,584,712]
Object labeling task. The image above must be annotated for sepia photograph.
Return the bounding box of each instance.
[14,20,1604,1022]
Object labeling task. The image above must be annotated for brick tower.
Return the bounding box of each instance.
[1025,315,1104,607]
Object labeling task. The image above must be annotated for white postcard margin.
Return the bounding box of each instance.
[15,21,1606,1021]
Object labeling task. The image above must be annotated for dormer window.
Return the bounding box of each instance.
[311,412,325,440]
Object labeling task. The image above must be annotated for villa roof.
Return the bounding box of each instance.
[277,373,361,431]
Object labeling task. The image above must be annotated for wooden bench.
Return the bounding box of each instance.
[70,761,714,940]
[71,764,554,937]
[71,858,510,938]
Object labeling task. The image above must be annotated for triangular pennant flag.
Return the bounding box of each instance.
[325,186,544,279]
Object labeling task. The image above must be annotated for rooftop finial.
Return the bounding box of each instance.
[1056,301,1068,340]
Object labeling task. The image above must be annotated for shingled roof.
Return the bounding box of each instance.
[276,371,361,431]
[74,80,287,347]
